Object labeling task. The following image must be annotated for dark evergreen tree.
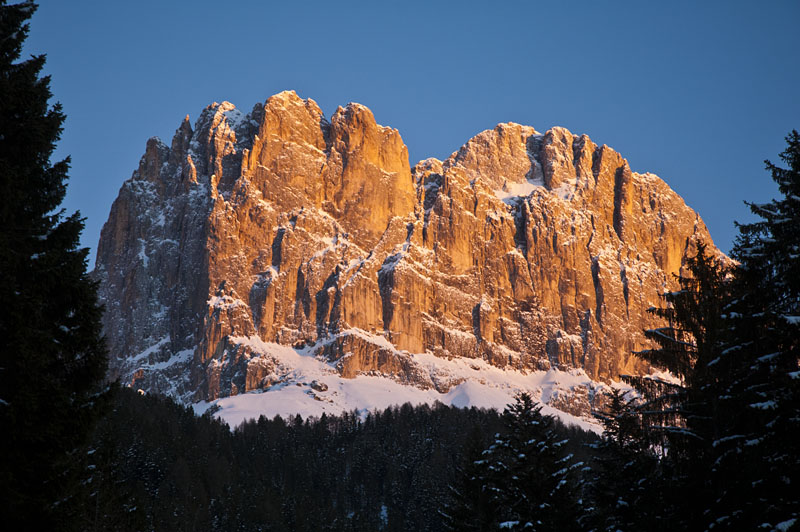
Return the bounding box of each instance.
[621,242,732,530]
[457,393,582,531]
[712,130,800,531]
[587,387,661,531]
[441,425,498,531]
[0,2,108,528]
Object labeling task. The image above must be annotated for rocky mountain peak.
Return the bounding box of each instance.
[446,122,542,190]
[95,91,720,421]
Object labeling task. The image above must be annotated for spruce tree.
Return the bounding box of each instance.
[0,2,108,529]
[588,388,661,532]
[715,131,800,530]
[481,393,581,531]
[441,425,498,531]
[621,242,732,529]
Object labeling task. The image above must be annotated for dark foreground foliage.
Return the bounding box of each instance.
[442,393,587,531]
[79,389,596,531]
[0,2,109,529]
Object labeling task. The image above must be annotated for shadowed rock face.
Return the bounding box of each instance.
[95,91,718,402]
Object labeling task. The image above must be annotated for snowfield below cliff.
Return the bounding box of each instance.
[191,334,606,432]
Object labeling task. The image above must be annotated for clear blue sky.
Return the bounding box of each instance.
[25,0,800,264]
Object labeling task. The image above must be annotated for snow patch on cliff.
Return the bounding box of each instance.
[494,178,542,203]
[130,336,171,363]
[192,334,604,433]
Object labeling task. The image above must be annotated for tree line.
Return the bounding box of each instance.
[77,387,597,531]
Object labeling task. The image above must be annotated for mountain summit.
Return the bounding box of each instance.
[95,91,718,423]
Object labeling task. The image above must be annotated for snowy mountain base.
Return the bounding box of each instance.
[183,335,606,432]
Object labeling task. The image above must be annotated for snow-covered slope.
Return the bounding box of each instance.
[191,333,606,432]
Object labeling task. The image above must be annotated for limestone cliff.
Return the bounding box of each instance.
[95,91,717,410]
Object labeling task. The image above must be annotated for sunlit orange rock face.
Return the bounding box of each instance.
[95,91,718,401]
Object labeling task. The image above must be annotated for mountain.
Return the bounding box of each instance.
[94,90,717,425]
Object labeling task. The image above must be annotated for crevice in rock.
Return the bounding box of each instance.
[294,266,310,320]
[580,309,592,367]
[378,257,397,335]
[315,269,339,338]
[513,203,527,254]
[591,257,604,326]
[612,164,631,242]
[620,263,630,313]
[471,303,483,343]
[271,227,286,269]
